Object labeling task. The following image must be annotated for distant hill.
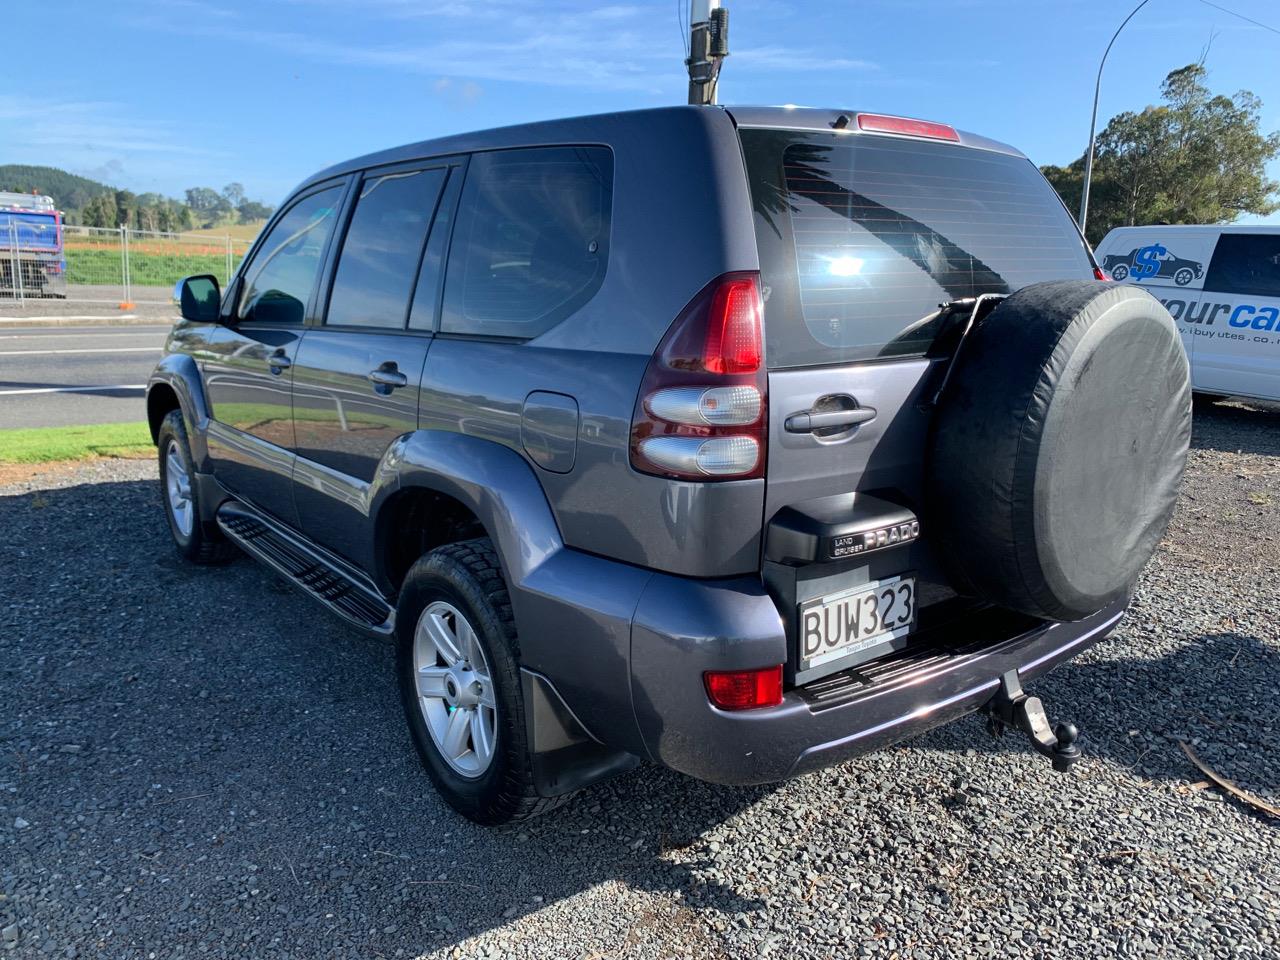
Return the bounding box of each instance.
[0,165,114,220]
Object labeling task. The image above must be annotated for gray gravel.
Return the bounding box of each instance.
[2,400,1278,959]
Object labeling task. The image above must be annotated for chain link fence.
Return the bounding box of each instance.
[1,223,253,307]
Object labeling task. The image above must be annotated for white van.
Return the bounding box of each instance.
[1095,225,1280,402]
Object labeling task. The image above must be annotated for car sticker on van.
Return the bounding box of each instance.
[1102,243,1204,286]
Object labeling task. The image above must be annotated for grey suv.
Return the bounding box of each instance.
[148,106,1191,824]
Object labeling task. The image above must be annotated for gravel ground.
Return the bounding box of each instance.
[2,399,1278,959]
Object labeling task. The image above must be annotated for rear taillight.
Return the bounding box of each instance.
[1093,266,1111,281]
[704,665,784,711]
[630,273,766,481]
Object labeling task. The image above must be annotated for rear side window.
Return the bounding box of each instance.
[740,130,1093,367]
[441,146,612,339]
[326,167,447,329]
[1204,233,1280,298]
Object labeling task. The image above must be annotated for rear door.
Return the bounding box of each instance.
[291,160,460,571]
[1196,232,1280,401]
[739,128,1095,676]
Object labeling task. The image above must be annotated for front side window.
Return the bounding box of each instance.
[237,185,343,324]
[326,168,447,329]
[441,146,613,339]
[1205,233,1280,298]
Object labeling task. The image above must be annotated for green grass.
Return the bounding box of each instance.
[0,422,154,464]
[64,248,243,287]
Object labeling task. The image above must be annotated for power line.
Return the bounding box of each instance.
[1196,0,1280,37]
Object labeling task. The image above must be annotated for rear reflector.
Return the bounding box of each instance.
[1093,266,1111,281]
[704,665,784,710]
[857,113,960,142]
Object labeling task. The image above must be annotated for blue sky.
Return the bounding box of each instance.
[2,0,1278,220]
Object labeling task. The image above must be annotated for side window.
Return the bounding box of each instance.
[441,146,613,339]
[1204,233,1280,298]
[325,167,447,329]
[238,186,343,324]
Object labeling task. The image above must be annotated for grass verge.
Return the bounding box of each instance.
[0,422,154,464]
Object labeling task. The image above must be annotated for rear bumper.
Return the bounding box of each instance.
[627,569,1125,785]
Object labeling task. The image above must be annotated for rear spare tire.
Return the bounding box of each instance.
[926,280,1190,622]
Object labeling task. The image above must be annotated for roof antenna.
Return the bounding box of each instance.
[687,1,730,106]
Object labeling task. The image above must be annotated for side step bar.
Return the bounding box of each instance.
[216,501,395,636]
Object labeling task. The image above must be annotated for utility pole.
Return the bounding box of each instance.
[687,0,730,106]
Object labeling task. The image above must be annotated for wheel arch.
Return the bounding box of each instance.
[374,430,564,598]
[147,353,212,467]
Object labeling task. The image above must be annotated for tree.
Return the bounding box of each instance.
[1043,64,1280,245]
[113,190,137,230]
[236,199,274,224]
[81,193,117,228]
[222,182,246,208]
[184,187,221,212]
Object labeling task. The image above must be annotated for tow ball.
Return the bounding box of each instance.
[983,670,1082,773]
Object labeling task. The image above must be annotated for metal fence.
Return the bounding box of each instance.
[0,223,253,307]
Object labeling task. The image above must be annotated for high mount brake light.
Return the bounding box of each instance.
[856,113,960,142]
[630,273,766,481]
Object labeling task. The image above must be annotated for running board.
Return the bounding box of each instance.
[216,501,395,636]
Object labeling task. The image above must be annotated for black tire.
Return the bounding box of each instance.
[156,410,237,564]
[1174,268,1194,286]
[396,538,568,825]
[927,280,1191,622]
[1110,264,1129,281]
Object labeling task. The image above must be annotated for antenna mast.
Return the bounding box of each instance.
[687,1,730,106]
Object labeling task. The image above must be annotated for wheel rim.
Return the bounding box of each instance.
[164,441,194,538]
[412,600,497,778]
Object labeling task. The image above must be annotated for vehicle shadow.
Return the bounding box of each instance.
[1191,396,1280,456]
[3,475,1275,958]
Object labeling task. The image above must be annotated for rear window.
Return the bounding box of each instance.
[441,146,612,340]
[740,130,1093,368]
[1204,233,1280,298]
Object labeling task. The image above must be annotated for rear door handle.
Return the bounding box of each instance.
[784,405,877,434]
[368,364,408,389]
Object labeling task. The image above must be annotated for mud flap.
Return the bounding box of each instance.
[983,670,1082,773]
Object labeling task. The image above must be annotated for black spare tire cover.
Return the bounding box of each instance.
[926,280,1191,622]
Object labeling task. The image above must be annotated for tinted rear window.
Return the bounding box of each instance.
[441,146,612,340]
[740,130,1093,368]
[1205,233,1280,298]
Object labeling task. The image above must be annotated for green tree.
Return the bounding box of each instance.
[81,193,117,228]
[222,182,246,208]
[1044,64,1280,245]
[113,190,137,229]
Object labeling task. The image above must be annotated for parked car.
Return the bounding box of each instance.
[1096,225,1280,402]
[1101,245,1203,285]
[148,106,1191,824]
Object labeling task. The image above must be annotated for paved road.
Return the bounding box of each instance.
[0,323,169,428]
[0,286,180,323]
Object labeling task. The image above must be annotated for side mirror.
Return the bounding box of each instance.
[173,274,221,323]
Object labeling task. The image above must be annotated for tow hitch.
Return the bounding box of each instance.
[983,670,1082,773]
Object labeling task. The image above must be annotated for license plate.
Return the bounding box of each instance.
[798,576,916,673]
